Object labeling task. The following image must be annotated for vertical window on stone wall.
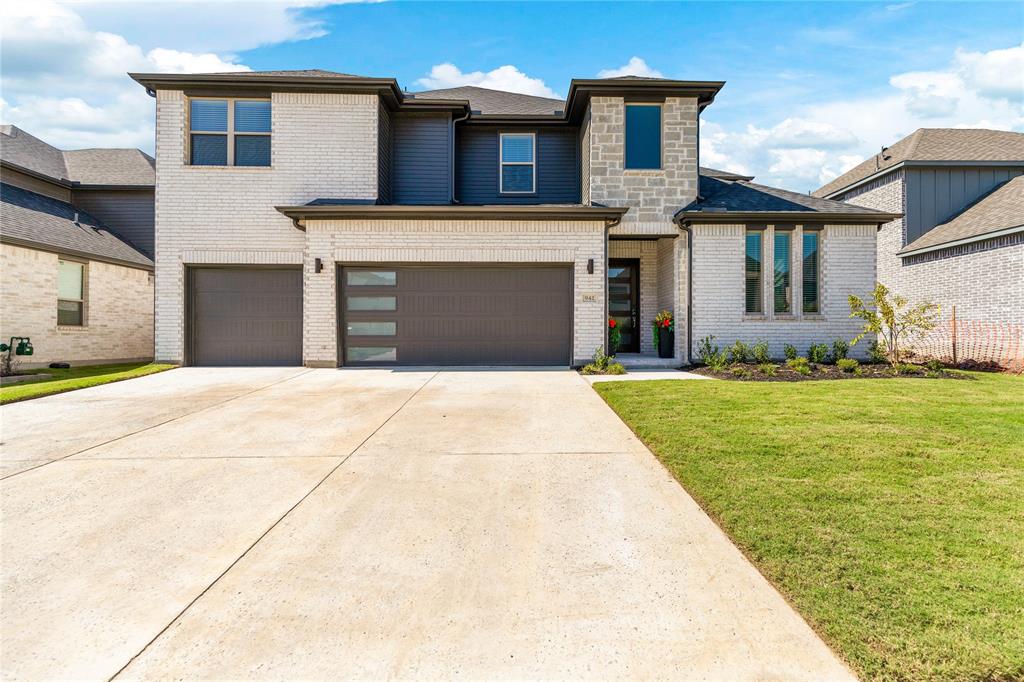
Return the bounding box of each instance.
[802,230,820,313]
[745,230,763,313]
[774,230,792,313]
[624,104,662,169]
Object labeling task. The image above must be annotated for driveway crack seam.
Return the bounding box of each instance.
[107,369,440,680]
[1,369,316,481]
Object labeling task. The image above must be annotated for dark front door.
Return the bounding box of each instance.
[339,264,572,366]
[608,258,639,353]
[188,267,303,366]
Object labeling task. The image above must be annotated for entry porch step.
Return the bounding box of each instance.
[613,353,681,369]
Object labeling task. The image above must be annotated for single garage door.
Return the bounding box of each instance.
[188,267,302,366]
[339,265,572,366]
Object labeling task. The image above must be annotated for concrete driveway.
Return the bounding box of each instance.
[1,368,853,681]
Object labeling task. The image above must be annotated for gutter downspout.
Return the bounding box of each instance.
[449,108,470,203]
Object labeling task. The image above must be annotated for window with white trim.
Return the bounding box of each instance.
[189,98,271,167]
[57,259,85,326]
[499,133,535,193]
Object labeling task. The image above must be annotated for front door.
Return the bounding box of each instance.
[608,259,640,353]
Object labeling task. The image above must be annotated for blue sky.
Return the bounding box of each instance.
[4,1,1022,191]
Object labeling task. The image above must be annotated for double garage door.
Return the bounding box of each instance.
[188,265,572,366]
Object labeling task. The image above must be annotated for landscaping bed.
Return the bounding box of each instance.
[595,373,1024,681]
[691,359,964,381]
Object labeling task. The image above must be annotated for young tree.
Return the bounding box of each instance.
[848,283,939,365]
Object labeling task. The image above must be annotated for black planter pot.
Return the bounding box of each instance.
[657,329,675,358]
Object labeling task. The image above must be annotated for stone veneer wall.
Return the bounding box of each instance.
[690,223,876,359]
[303,219,607,366]
[585,97,698,237]
[0,244,153,367]
[153,89,379,363]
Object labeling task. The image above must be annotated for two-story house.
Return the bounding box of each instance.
[130,69,897,367]
[0,125,155,368]
[815,129,1024,368]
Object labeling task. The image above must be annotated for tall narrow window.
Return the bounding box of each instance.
[745,230,763,313]
[57,259,85,326]
[803,230,820,313]
[189,98,271,166]
[500,133,535,193]
[624,104,662,169]
[774,230,792,313]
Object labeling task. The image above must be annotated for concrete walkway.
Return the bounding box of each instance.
[1,368,853,681]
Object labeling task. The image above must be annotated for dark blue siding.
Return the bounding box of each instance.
[905,166,1024,242]
[392,113,450,205]
[456,126,580,204]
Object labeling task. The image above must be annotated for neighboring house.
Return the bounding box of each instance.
[815,129,1024,368]
[0,125,155,368]
[129,69,896,367]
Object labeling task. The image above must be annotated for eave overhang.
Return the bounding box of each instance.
[1,160,154,192]
[674,210,902,225]
[818,160,1024,199]
[0,234,154,271]
[277,204,629,230]
[897,224,1024,258]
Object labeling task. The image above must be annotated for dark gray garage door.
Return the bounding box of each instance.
[339,265,572,366]
[189,267,302,366]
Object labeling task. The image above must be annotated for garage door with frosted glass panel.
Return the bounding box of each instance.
[189,267,302,366]
[339,265,572,366]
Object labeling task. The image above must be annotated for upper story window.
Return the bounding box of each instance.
[57,259,85,326]
[624,103,662,170]
[499,133,535,194]
[189,98,271,167]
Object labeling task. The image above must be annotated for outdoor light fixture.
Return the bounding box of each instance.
[15,340,33,356]
[587,258,594,274]
[315,257,323,273]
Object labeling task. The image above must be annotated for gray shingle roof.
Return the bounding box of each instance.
[699,166,755,181]
[677,173,897,220]
[63,149,155,186]
[815,128,1024,198]
[202,69,368,78]
[409,86,565,116]
[900,175,1024,253]
[0,125,68,181]
[0,183,152,268]
[1,125,155,187]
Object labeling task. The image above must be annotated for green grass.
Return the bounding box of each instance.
[595,373,1024,681]
[1,363,176,404]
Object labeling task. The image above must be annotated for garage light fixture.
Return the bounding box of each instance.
[315,258,323,273]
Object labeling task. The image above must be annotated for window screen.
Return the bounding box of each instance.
[500,133,535,193]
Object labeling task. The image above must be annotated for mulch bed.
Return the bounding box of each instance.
[690,362,966,382]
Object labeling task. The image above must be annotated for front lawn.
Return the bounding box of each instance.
[595,373,1024,681]
[0,363,176,404]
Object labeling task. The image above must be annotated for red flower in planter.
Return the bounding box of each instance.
[608,318,617,328]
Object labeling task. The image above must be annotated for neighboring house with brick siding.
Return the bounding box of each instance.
[0,126,155,368]
[815,129,1024,368]
[130,69,896,368]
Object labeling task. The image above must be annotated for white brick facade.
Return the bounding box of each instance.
[303,219,606,366]
[0,244,153,368]
[690,223,876,359]
[153,89,378,362]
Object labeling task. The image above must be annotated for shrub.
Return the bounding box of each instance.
[752,341,771,364]
[581,346,627,375]
[831,339,849,363]
[787,357,812,375]
[728,340,751,364]
[698,335,729,371]
[807,343,830,364]
[729,365,752,379]
[608,318,622,355]
[784,344,798,361]
[867,340,887,364]
[758,363,778,376]
[894,362,921,375]
[925,359,944,372]
[837,358,859,373]
[849,283,940,365]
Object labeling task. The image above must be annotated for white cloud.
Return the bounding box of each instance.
[702,42,1024,191]
[0,0,260,150]
[596,57,663,79]
[415,63,560,98]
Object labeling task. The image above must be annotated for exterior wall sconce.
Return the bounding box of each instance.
[587,258,594,274]
[315,258,323,273]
